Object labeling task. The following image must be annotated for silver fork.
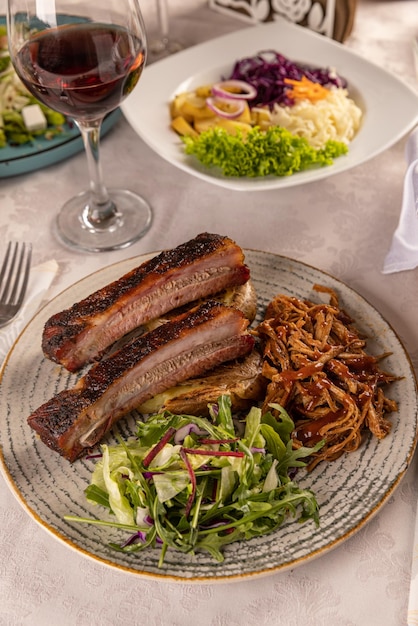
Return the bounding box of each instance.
[0,242,32,328]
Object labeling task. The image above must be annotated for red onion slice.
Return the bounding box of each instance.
[174,423,207,445]
[212,80,257,100]
[206,96,245,119]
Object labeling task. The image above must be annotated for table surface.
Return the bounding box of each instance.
[1,1,418,624]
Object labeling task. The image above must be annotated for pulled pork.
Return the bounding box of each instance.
[254,284,399,470]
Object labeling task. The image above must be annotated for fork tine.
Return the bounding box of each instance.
[8,243,26,303]
[0,242,19,303]
[0,242,32,307]
[0,242,12,288]
[0,243,32,328]
[14,244,32,308]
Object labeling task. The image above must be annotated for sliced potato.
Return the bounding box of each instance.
[250,107,272,129]
[169,83,268,137]
[216,118,252,136]
[171,116,199,138]
[181,98,216,120]
[235,102,252,124]
[194,117,224,133]
[195,117,252,136]
[170,93,193,122]
[194,85,212,98]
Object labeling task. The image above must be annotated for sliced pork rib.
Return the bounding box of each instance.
[29,301,255,461]
[138,350,266,417]
[143,279,258,331]
[42,233,250,372]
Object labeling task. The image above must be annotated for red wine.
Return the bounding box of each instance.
[15,23,145,120]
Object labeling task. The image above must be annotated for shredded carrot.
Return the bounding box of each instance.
[284,76,330,102]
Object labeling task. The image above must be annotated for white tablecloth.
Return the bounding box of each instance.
[1,1,418,624]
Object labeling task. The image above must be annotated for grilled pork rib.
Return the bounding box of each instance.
[143,279,257,331]
[42,233,250,372]
[138,350,266,417]
[29,302,255,461]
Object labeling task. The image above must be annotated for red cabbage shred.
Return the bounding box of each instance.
[227,50,347,109]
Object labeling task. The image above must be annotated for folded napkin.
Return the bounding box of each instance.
[0,259,59,368]
[382,128,418,274]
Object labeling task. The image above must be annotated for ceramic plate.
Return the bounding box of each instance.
[0,250,417,582]
[122,19,418,191]
[0,110,122,178]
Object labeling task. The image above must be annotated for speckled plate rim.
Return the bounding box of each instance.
[0,249,417,583]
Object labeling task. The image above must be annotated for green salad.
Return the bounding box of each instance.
[0,25,66,148]
[183,126,348,178]
[65,395,324,566]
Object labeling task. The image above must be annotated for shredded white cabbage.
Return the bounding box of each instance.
[270,88,362,149]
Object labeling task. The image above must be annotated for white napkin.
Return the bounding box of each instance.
[0,259,59,368]
[382,128,418,274]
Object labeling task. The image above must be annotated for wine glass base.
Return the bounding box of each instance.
[148,38,183,62]
[55,189,153,253]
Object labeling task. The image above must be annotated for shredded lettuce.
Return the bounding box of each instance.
[65,396,324,566]
[183,126,347,178]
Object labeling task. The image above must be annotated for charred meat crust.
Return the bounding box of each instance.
[29,301,255,461]
[42,232,250,372]
[75,301,250,402]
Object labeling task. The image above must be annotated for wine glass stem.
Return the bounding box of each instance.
[156,0,169,43]
[76,119,117,226]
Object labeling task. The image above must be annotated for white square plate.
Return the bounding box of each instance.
[122,18,418,191]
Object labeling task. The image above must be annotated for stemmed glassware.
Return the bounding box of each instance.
[7,0,152,252]
[148,0,183,62]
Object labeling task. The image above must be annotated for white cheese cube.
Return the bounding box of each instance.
[22,104,47,131]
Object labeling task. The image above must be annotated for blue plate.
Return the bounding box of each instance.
[0,110,122,178]
[0,16,122,178]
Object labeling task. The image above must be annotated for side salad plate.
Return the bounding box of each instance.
[122,18,418,191]
[0,109,121,178]
[0,251,417,582]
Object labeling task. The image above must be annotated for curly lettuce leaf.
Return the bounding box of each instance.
[183,126,348,178]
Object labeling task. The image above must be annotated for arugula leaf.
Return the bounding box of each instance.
[262,404,294,441]
[260,423,286,461]
[84,484,110,509]
[211,394,235,436]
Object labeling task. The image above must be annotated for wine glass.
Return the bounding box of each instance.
[148,0,183,62]
[7,0,152,252]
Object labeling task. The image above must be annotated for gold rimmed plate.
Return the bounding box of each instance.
[0,250,417,581]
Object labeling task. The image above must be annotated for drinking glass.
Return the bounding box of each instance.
[149,0,183,62]
[7,0,152,252]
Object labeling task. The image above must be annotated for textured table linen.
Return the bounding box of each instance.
[0,260,58,367]
[1,1,418,625]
